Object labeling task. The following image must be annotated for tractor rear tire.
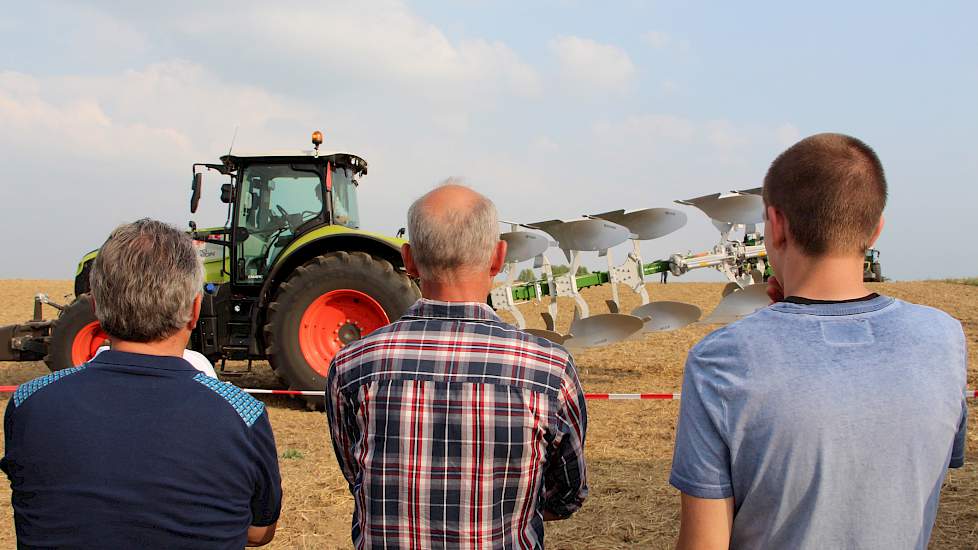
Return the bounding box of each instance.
[44,294,108,371]
[263,252,420,408]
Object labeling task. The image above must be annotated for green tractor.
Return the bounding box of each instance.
[1,132,420,405]
[863,248,883,282]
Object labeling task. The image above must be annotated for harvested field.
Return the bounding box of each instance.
[0,279,976,548]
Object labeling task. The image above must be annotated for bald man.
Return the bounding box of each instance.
[325,182,588,549]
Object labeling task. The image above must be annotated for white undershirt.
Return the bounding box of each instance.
[94,346,219,379]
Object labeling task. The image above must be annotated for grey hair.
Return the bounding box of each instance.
[89,218,205,343]
[407,179,499,281]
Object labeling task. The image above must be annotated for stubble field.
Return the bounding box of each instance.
[0,279,976,548]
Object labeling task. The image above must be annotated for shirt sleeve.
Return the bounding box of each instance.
[950,404,967,468]
[1,398,15,479]
[542,353,589,518]
[950,330,968,469]
[249,410,283,527]
[325,358,361,487]
[669,335,733,499]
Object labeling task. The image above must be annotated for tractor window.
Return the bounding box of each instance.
[331,165,360,229]
[235,164,324,282]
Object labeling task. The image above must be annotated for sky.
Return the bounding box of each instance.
[1,0,975,281]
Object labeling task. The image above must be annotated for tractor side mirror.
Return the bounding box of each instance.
[190,173,203,213]
[220,183,234,204]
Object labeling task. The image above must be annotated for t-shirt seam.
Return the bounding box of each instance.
[768,297,897,317]
[669,471,733,496]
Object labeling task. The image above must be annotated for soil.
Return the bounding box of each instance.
[0,279,975,548]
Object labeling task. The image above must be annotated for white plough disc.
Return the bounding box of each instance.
[564,313,644,349]
[500,231,551,264]
[631,301,702,333]
[529,218,633,252]
[591,208,687,241]
[676,192,764,225]
[700,283,771,324]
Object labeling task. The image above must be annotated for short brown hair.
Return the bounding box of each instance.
[762,133,887,256]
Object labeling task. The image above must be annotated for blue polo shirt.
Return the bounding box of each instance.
[1,350,282,549]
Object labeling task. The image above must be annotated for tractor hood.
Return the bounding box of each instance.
[274,225,406,269]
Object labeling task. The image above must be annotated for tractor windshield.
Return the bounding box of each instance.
[235,163,324,282]
[331,164,360,229]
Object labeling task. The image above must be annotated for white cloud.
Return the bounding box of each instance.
[0,62,297,162]
[549,36,635,93]
[0,62,323,277]
[180,1,541,99]
[0,71,188,161]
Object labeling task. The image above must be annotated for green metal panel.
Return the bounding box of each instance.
[642,260,671,276]
[72,226,233,284]
[503,259,672,303]
[74,250,99,276]
[272,225,407,270]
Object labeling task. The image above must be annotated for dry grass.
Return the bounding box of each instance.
[0,279,976,548]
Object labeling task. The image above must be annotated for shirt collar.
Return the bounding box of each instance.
[770,294,895,316]
[90,350,199,372]
[403,298,502,322]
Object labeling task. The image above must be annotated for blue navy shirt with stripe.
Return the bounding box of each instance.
[1,350,282,549]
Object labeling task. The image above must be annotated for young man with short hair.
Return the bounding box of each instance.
[671,134,967,549]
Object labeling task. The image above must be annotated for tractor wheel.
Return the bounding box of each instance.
[44,294,109,371]
[263,252,420,407]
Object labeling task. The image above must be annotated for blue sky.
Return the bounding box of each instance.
[1,1,975,280]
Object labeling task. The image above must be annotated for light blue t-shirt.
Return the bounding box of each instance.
[670,295,968,550]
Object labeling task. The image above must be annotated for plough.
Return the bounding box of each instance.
[489,188,771,348]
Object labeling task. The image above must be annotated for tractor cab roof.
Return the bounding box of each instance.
[218,150,368,175]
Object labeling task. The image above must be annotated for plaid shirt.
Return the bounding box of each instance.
[326,298,588,549]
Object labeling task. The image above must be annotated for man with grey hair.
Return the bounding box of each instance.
[326,183,589,549]
[1,219,282,548]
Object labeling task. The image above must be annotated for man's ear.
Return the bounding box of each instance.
[488,240,508,278]
[401,243,420,278]
[765,205,788,250]
[187,294,202,330]
[867,215,885,247]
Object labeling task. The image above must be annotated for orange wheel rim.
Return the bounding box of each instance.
[298,290,388,377]
[71,321,109,366]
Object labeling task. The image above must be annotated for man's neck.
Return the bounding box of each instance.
[777,250,872,301]
[111,331,190,358]
[419,277,490,303]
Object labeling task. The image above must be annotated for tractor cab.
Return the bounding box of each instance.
[863,248,883,282]
[2,130,416,407]
[865,248,880,264]
[191,131,368,285]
